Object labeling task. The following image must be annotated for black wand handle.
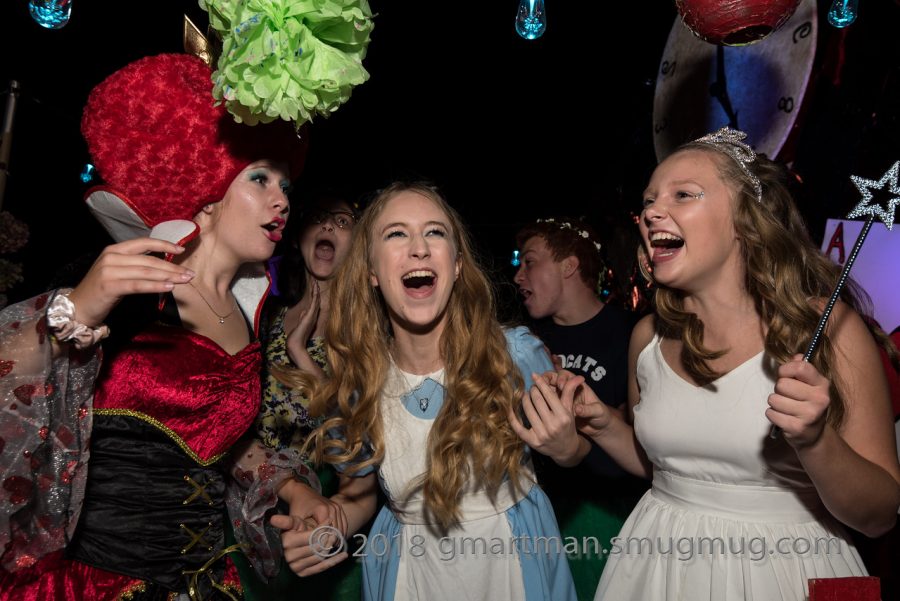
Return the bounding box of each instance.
[770,214,875,438]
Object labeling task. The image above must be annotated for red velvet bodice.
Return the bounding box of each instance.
[92,324,261,462]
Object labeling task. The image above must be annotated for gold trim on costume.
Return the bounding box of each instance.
[184,474,215,506]
[180,521,214,555]
[116,581,147,601]
[183,543,246,601]
[93,408,227,466]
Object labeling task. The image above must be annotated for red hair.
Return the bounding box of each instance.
[81,54,307,227]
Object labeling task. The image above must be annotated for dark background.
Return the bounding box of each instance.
[1,0,899,313]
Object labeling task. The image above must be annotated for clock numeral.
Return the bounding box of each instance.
[660,60,676,77]
[654,119,668,134]
[792,22,812,44]
[778,97,795,113]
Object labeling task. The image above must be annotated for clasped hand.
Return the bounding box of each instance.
[508,370,620,466]
[271,480,350,577]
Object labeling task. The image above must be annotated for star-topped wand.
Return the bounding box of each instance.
[771,160,899,438]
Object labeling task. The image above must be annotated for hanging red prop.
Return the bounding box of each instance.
[675,0,802,45]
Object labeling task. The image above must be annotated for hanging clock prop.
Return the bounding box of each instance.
[653,0,818,161]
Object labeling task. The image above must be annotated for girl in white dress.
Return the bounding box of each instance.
[525,128,900,601]
[277,182,577,600]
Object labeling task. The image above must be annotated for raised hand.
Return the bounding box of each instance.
[766,354,831,449]
[285,280,321,366]
[67,238,194,327]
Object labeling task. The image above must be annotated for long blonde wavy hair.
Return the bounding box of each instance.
[652,145,867,428]
[291,182,528,531]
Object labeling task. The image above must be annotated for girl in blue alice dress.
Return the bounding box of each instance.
[275,182,577,601]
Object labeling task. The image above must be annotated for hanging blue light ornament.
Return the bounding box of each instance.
[80,163,95,184]
[510,250,521,267]
[827,0,858,27]
[515,0,546,40]
[28,0,72,29]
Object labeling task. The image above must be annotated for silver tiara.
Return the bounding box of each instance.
[693,127,763,203]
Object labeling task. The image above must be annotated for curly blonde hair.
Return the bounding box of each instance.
[288,182,529,531]
[652,145,867,428]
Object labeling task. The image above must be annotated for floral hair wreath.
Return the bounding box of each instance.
[534,217,610,297]
[535,218,602,253]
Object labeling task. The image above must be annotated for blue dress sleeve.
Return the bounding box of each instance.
[326,427,376,476]
[504,326,553,390]
[325,395,376,476]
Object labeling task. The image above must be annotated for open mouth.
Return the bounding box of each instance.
[519,288,533,300]
[262,218,285,242]
[649,232,684,249]
[649,232,684,263]
[402,269,436,290]
[314,239,335,261]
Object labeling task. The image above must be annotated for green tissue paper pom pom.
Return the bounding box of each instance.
[199,0,373,127]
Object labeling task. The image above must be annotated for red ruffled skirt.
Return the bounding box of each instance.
[0,551,242,600]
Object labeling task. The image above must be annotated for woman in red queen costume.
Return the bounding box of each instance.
[0,53,340,600]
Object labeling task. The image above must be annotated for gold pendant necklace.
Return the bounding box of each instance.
[188,281,238,324]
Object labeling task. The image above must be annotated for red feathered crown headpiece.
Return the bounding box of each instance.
[81,53,307,240]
